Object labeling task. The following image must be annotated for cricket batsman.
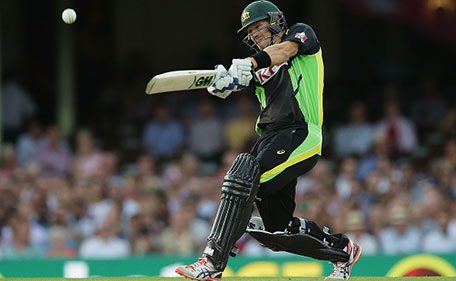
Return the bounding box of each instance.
[175,1,362,280]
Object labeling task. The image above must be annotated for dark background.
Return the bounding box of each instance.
[1,0,455,149]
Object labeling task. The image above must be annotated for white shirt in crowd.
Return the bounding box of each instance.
[422,220,456,254]
[379,226,421,254]
[334,123,374,158]
[79,236,130,258]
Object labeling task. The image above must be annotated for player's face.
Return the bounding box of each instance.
[247,20,272,50]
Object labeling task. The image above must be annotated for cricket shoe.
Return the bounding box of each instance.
[175,255,222,281]
[325,240,362,280]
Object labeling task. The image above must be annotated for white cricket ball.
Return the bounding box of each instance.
[62,8,77,24]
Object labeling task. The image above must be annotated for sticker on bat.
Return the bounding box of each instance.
[190,75,215,88]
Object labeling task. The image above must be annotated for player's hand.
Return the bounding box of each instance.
[207,64,235,99]
[228,59,253,88]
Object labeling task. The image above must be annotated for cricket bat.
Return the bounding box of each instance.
[145,70,217,95]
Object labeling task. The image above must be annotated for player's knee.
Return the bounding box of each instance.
[248,215,287,233]
[222,153,261,201]
[248,216,265,230]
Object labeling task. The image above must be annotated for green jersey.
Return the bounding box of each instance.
[252,23,324,142]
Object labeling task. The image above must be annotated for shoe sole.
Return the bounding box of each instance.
[175,268,221,281]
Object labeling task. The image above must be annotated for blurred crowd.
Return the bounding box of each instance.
[0,74,455,260]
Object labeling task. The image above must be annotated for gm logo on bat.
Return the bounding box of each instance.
[190,74,215,88]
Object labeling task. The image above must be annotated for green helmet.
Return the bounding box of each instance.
[237,0,286,34]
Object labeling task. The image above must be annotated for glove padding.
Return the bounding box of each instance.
[228,59,253,88]
[207,65,234,99]
[208,62,250,99]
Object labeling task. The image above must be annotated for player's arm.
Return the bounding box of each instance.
[248,23,320,70]
[247,41,299,69]
[215,43,296,93]
[215,43,297,93]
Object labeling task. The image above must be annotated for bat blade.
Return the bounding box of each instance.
[145,70,217,94]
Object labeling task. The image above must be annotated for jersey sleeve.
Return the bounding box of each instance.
[282,23,320,55]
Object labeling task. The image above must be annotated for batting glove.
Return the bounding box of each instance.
[228,59,253,88]
[208,64,236,99]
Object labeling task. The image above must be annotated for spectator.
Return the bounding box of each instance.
[135,154,160,191]
[162,163,185,212]
[379,206,421,254]
[194,176,219,222]
[79,206,130,258]
[368,204,389,237]
[35,125,72,178]
[27,188,52,248]
[442,138,456,171]
[68,195,97,243]
[129,213,154,256]
[141,206,166,253]
[142,104,184,160]
[188,98,224,162]
[0,187,17,247]
[364,155,401,197]
[224,95,258,153]
[374,98,418,156]
[333,101,374,158]
[71,129,104,183]
[410,76,448,132]
[121,175,142,223]
[419,186,447,233]
[335,157,358,200]
[95,151,120,181]
[0,144,18,184]
[47,226,77,258]
[159,207,201,256]
[1,203,49,252]
[16,120,44,166]
[180,153,201,183]
[143,189,169,237]
[344,210,378,255]
[422,207,456,253]
[1,72,37,143]
[182,196,211,249]
[85,181,115,234]
[1,212,46,259]
[439,102,456,136]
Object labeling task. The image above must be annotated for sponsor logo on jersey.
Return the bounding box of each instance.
[295,32,308,43]
[255,62,287,85]
[277,149,286,155]
[241,11,250,23]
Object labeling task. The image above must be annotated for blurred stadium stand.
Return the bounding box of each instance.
[0,0,455,277]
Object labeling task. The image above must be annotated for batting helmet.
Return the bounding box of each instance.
[237,0,287,34]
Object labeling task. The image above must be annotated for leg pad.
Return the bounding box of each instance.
[246,228,349,262]
[204,153,260,271]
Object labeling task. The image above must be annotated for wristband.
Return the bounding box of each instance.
[251,51,271,69]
